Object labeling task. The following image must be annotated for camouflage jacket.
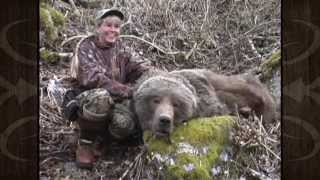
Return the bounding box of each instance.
[70,35,149,97]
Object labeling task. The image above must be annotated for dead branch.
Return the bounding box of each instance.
[68,0,80,16]
[120,34,181,55]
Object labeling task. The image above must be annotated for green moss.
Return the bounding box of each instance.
[144,130,175,154]
[40,49,60,62]
[166,164,211,180]
[260,50,280,79]
[48,7,65,27]
[176,153,199,165]
[166,153,211,180]
[166,166,185,180]
[165,144,221,180]
[262,50,280,69]
[145,116,234,179]
[40,7,51,26]
[189,167,211,180]
[39,5,65,43]
[148,137,176,154]
[40,7,57,42]
[171,116,233,147]
[203,143,221,167]
[144,116,234,152]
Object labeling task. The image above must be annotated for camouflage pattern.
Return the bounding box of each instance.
[68,34,151,142]
[108,100,136,139]
[70,35,149,98]
[76,88,137,140]
[76,88,114,120]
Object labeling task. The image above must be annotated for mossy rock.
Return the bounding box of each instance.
[260,50,280,79]
[48,7,65,27]
[259,50,281,106]
[144,116,234,180]
[40,4,65,43]
[40,7,57,42]
[40,49,61,63]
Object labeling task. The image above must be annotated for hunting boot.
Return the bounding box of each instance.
[75,88,114,169]
[76,113,107,169]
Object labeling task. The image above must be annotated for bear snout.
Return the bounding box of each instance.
[154,114,173,137]
[152,97,175,136]
[159,115,172,128]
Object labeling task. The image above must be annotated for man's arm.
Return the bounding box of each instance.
[124,49,152,84]
[75,40,132,97]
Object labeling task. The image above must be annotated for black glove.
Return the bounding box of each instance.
[62,89,81,121]
[62,100,79,121]
[62,89,81,104]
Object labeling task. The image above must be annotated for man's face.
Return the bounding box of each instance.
[96,15,122,45]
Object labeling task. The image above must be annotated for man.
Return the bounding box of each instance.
[64,8,149,169]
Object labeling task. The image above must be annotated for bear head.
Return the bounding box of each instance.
[133,75,198,137]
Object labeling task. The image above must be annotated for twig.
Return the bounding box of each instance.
[230,159,271,179]
[56,52,74,58]
[266,136,278,143]
[41,150,70,158]
[259,141,281,160]
[61,35,88,47]
[120,35,181,55]
[46,130,75,135]
[248,38,262,59]
[40,156,65,166]
[234,105,242,127]
[40,48,73,58]
[165,0,172,18]
[247,167,270,179]
[200,0,210,31]
[244,19,280,36]
[185,42,197,60]
[269,121,280,134]
[119,147,147,180]
[40,104,63,123]
[249,153,260,173]
[68,0,80,16]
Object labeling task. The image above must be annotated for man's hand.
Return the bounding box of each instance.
[119,86,133,98]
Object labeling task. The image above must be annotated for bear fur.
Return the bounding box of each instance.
[133,69,276,137]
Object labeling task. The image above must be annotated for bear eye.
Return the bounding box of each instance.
[172,100,181,108]
[152,97,161,104]
[172,102,179,107]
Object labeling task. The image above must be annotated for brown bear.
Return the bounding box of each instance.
[133,69,276,137]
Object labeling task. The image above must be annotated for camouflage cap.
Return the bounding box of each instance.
[95,8,124,21]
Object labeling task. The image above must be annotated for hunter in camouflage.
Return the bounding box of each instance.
[64,8,150,169]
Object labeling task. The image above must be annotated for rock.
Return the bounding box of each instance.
[144,116,234,180]
[260,50,280,80]
[260,50,281,110]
